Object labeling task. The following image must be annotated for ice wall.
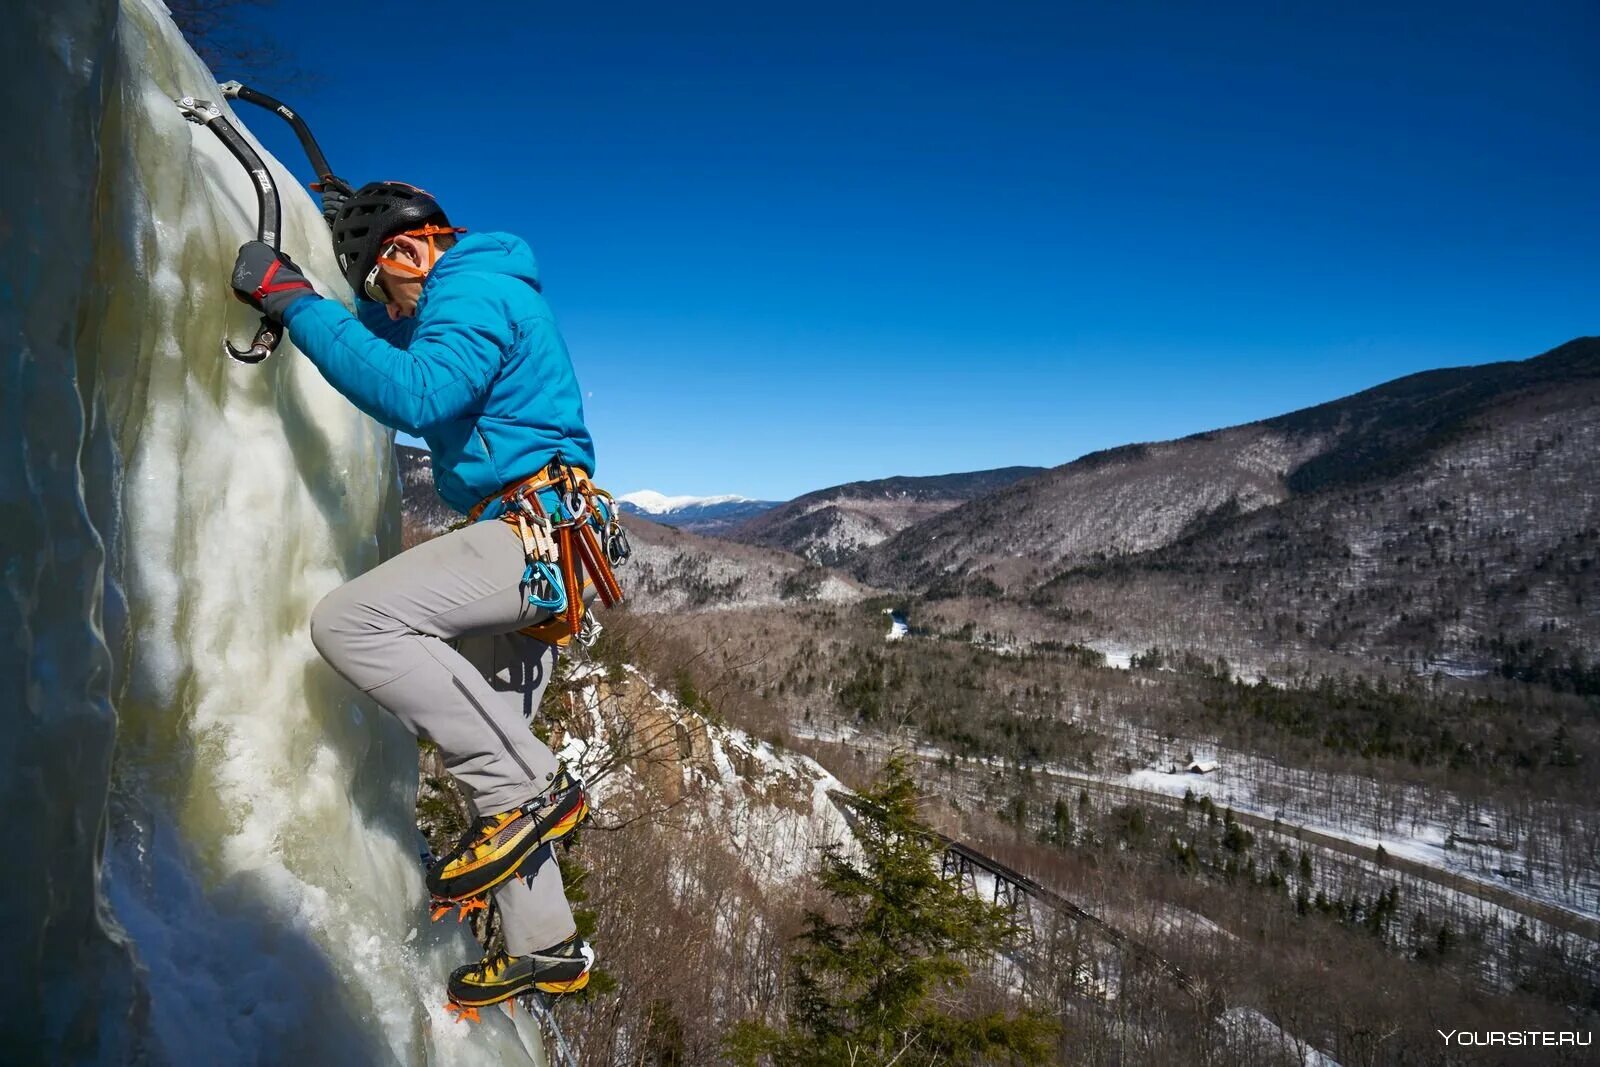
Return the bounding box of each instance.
[3,1,544,1062]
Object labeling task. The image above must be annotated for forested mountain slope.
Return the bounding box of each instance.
[622,514,870,611]
[860,338,1600,678]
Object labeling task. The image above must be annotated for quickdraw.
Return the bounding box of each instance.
[470,457,630,649]
[511,499,567,613]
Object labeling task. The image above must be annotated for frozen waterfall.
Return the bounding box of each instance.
[2,1,545,1062]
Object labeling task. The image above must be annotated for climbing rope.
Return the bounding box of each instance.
[524,994,581,1067]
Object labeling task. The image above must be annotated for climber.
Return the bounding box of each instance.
[229,181,602,1007]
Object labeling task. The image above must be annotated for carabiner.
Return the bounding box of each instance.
[561,488,590,526]
[604,521,631,566]
[521,559,567,612]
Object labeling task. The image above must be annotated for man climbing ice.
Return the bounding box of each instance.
[229,181,609,1011]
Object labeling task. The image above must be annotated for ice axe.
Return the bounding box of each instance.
[175,84,353,364]
[176,94,284,364]
[218,81,356,217]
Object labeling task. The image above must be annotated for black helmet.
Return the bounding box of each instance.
[331,181,449,292]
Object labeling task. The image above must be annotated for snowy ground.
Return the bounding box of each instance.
[1102,755,1600,927]
[1085,639,1276,683]
[799,708,1599,931]
[1088,641,1135,670]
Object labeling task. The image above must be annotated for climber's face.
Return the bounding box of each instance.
[372,233,431,320]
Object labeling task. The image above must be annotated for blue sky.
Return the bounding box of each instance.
[240,1,1596,501]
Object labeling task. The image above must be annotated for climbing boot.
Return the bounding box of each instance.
[447,935,597,1008]
[426,770,588,903]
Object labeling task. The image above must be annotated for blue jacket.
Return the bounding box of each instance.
[283,233,596,515]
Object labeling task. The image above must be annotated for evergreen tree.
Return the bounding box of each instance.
[729,757,1057,1066]
[1039,796,1073,846]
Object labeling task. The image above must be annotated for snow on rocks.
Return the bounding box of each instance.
[885,609,909,641]
[618,490,753,514]
[555,663,855,890]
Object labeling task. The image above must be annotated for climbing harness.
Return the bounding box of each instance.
[174,95,285,363]
[469,457,631,649]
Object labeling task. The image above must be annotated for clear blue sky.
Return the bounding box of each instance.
[238,1,1596,501]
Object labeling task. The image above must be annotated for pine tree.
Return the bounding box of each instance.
[1039,796,1073,846]
[728,756,1058,1066]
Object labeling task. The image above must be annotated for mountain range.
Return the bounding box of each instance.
[856,337,1600,680]
[397,337,1598,684]
[614,491,780,535]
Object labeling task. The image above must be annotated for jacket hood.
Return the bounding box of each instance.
[427,232,541,290]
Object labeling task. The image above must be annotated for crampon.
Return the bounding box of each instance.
[426,771,589,903]
[429,894,490,923]
[442,991,580,1066]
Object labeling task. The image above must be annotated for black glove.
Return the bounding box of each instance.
[313,176,354,225]
[231,241,318,323]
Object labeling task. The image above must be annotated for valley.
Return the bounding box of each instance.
[400,336,1600,1061]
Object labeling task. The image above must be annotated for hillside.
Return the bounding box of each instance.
[617,514,870,612]
[726,466,1045,565]
[416,648,855,1062]
[858,338,1600,679]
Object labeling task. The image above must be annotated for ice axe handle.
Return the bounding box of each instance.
[219,81,344,190]
[175,94,287,365]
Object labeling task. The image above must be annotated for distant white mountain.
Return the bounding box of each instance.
[616,490,782,535]
[619,490,755,514]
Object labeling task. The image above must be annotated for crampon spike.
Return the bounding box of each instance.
[445,1001,481,1024]
[430,896,488,923]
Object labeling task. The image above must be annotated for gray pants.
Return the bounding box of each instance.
[310,520,576,956]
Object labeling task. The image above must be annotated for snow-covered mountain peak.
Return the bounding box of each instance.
[619,489,754,514]
[613,490,781,534]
